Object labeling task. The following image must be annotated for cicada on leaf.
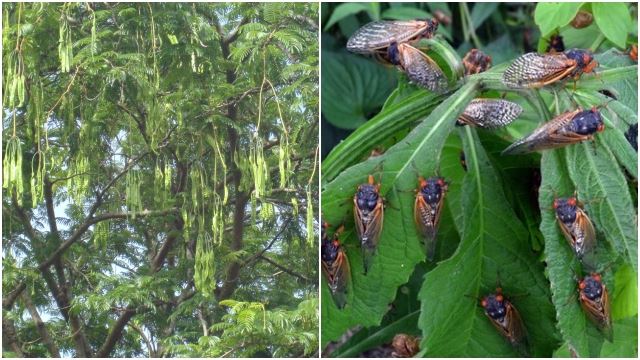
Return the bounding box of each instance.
[502,107,604,155]
[502,49,598,88]
[321,223,351,309]
[346,19,439,59]
[391,334,420,358]
[578,273,613,341]
[553,195,596,258]
[354,175,384,274]
[414,176,447,261]
[462,48,492,75]
[388,42,448,93]
[457,99,522,129]
[480,287,529,355]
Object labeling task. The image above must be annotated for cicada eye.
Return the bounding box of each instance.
[481,299,487,308]
[567,197,577,206]
[437,178,445,186]
[593,273,601,282]
[553,199,559,209]
[579,281,586,290]
[495,294,503,302]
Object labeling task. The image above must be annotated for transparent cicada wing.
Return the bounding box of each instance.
[396,43,448,93]
[346,20,435,54]
[458,99,523,129]
[502,52,576,88]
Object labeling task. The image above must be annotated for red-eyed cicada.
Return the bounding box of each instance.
[414,176,448,261]
[578,273,613,341]
[502,107,604,155]
[462,48,492,75]
[457,99,523,129]
[553,195,596,258]
[346,19,439,58]
[480,287,529,355]
[321,223,351,309]
[502,49,598,88]
[354,175,384,274]
[387,42,448,93]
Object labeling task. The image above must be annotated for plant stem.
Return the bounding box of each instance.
[589,33,605,53]
[460,3,483,48]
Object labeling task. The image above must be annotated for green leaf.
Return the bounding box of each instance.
[470,3,497,31]
[321,51,397,130]
[592,3,632,49]
[324,3,373,31]
[610,265,638,320]
[539,150,603,358]
[418,128,558,357]
[599,316,638,357]
[321,80,480,346]
[534,3,584,37]
[381,7,431,21]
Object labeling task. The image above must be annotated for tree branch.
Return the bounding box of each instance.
[258,254,313,284]
[22,292,61,357]
[95,305,137,357]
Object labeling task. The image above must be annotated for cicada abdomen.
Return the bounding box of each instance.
[354,175,384,274]
[553,196,596,258]
[414,176,447,261]
[578,273,613,341]
[346,19,439,58]
[321,224,351,309]
[502,49,597,88]
[457,99,522,129]
[462,48,492,75]
[480,287,529,355]
[502,107,604,155]
[388,42,448,93]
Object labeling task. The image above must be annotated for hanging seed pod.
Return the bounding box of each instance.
[625,123,637,151]
[502,107,604,155]
[545,34,566,54]
[391,334,420,358]
[414,176,448,261]
[578,273,613,341]
[346,19,439,58]
[354,175,384,274]
[502,49,598,88]
[388,42,448,93]
[462,48,492,75]
[479,287,529,354]
[321,223,351,309]
[571,10,594,29]
[553,195,596,258]
[457,99,522,129]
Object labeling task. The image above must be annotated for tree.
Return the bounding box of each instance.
[2,3,318,357]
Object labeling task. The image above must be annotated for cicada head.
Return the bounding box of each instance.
[355,175,381,213]
[422,18,439,38]
[462,48,492,75]
[568,107,604,135]
[321,235,340,265]
[553,197,578,225]
[481,291,507,321]
[579,273,604,301]
[418,176,448,206]
[564,49,598,75]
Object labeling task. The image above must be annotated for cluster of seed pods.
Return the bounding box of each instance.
[325,17,616,348]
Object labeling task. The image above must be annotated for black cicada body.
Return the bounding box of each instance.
[480,287,529,355]
[578,273,613,341]
[354,175,384,274]
[387,42,448,93]
[553,196,596,258]
[414,176,448,261]
[502,107,604,155]
[321,223,351,309]
[502,49,598,88]
[457,99,522,129]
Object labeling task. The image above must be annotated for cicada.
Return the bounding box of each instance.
[625,123,637,151]
[571,10,594,29]
[462,48,492,75]
[502,107,604,155]
[414,176,448,261]
[480,287,529,354]
[321,223,351,309]
[391,334,420,358]
[388,42,448,93]
[553,195,596,258]
[457,99,522,129]
[502,49,598,88]
[578,273,612,341]
[630,44,638,63]
[346,19,439,58]
[354,175,384,274]
[545,34,565,54]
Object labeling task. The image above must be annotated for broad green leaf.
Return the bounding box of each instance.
[381,7,430,21]
[592,3,632,49]
[321,51,397,130]
[539,150,605,358]
[610,264,638,320]
[418,128,558,357]
[599,316,638,357]
[321,80,480,346]
[470,3,497,31]
[324,3,374,31]
[534,3,584,37]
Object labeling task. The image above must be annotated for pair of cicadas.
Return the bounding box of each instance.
[478,286,529,355]
[553,195,596,258]
[321,222,351,309]
[578,272,613,341]
[347,19,448,92]
[503,48,598,89]
[502,107,605,155]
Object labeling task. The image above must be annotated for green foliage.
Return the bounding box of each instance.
[322,2,637,357]
[3,3,318,357]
